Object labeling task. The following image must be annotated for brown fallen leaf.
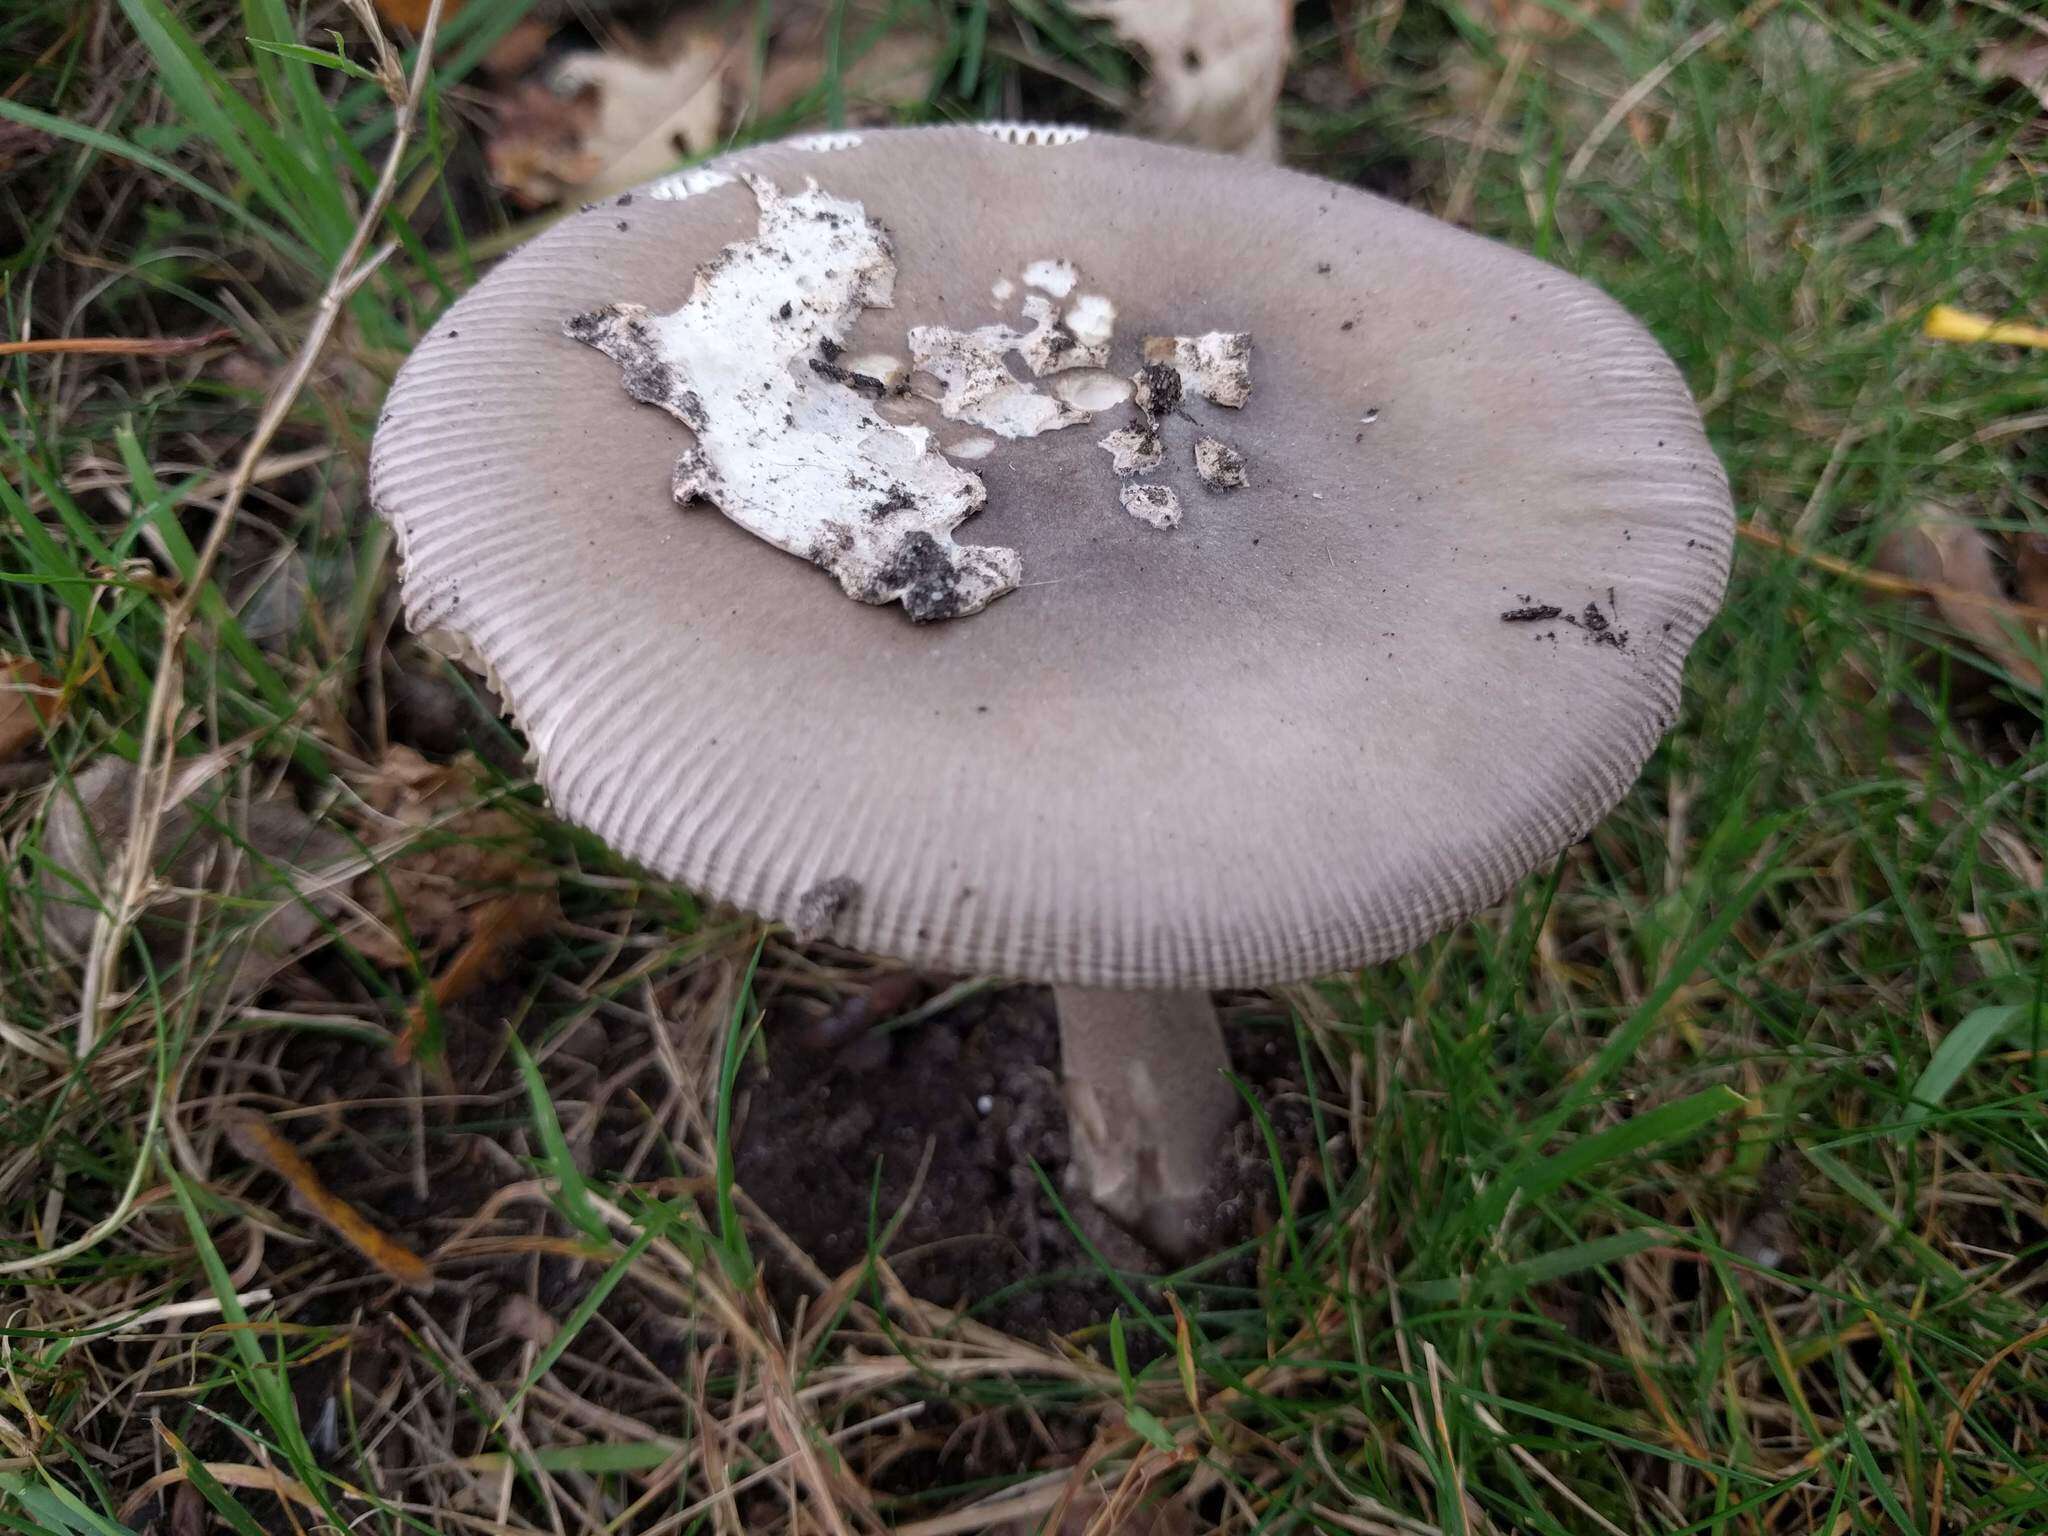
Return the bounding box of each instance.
[481,18,550,80]
[372,0,460,29]
[1076,0,1292,157]
[225,1110,434,1290]
[2015,532,2048,612]
[0,654,62,763]
[1478,0,1638,39]
[169,1480,206,1536]
[37,756,354,995]
[554,32,724,198]
[487,15,723,207]
[744,21,940,126]
[484,76,601,207]
[997,1488,1195,1536]
[1875,509,2043,690]
[1979,35,2048,111]
[348,745,553,967]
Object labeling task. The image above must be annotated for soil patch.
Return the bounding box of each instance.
[733,985,1325,1337]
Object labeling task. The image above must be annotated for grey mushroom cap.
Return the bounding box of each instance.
[369,124,1734,989]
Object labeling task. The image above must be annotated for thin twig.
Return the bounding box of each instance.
[1928,1320,2048,1533]
[0,328,233,357]
[1738,520,2048,625]
[0,0,447,1281]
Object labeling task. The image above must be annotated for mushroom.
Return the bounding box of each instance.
[370,126,1733,1258]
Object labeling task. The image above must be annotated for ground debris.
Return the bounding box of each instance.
[345,745,557,974]
[0,654,62,763]
[1130,360,1184,419]
[395,889,559,1067]
[1875,507,2044,690]
[794,874,861,941]
[36,755,353,998]
[1074,0,1291,158]
[224,1110,434,1290]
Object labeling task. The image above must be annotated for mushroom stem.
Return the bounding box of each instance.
[1052,986,1240,1259]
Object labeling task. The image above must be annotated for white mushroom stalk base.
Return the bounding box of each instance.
[1053,986,1241,1259]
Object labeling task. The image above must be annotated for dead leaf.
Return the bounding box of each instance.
[484,77,603,208]
[1076,0,1292,157]
[487,16,722,207]
[998,1489,1195,1536]
[169,1480,206,1536]
[348,745,554,969]
[372,0,460,29]
[1980,36,2048,110]
[37,756,353,995]
[555,35,724,198]
[481,18,550,80]
[1477,0,1637,40]
[1923,303,2048,350]
[1876,509,2043,689]
[0,654,62,763]
[2016,532,2048,612]
[225,1111,434,1290]
[745,23,940,125]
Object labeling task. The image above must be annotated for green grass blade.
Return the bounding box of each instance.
[1898,1003,2030,1130]
[507,1033,608,1244]
[1468,1086,1745,1235]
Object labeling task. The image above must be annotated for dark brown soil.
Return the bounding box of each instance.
[237,962,1326,1361]
[734,985,1325,1337]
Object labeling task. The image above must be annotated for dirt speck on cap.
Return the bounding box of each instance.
[1499,595,1631,649]
[1131,360,1184,419]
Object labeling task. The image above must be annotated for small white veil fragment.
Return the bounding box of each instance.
[647,166,735,201]
[908,318,1089,438]
[1099,425,1163,475]
[1023,258,1078,297]
[1193,436,1247,488]
[566,175,1019,621]
[1120,483,1182,529]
